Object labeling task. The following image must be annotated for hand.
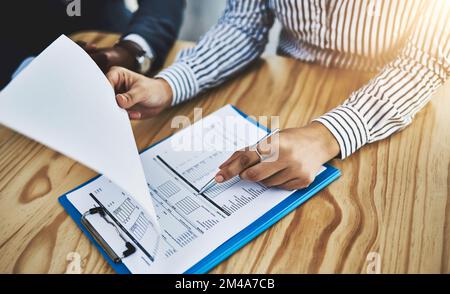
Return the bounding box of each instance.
[215,122,340,190]
[106,66,173,119]
[76,41,97,53]
[77,41,136,73]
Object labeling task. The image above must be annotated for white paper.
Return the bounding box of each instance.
[0,35,157,225]
[67,105,326,273]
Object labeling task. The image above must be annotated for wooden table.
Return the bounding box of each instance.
[0,32,449,274]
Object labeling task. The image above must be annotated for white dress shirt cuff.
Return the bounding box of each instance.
[314,105,370,159]
[155,62,199,106]
[123,34,154,60]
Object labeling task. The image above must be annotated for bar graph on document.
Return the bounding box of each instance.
[181,151,224,186]
[155,180,181,199]
[203,176,241,198]
[175,196,200,215]
[130,212,151,240]
[149,186,211,258]
[143,155,227,258]
[199,176,268,213]
[160,118,262,189]
[113,197,136,223]
[155,149,271,216]
[219,182,269,214]
[109,196,154,242]
[79,107,271,267]
[63,106,305,273]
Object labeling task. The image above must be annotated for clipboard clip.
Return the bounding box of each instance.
[81,206,136,263]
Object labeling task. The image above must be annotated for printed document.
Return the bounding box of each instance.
[66,105,325,273]
[0,35,157,225]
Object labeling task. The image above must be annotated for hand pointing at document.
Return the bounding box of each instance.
[106,67,173,120]
[215,125,340,191]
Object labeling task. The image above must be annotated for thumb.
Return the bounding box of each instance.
[115,88,147,109]
[106,66,142,91]
[106,67,146,109]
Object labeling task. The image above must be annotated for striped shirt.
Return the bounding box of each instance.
[157,0,450,159]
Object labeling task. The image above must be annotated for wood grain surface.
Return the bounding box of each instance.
[0,32,448,274]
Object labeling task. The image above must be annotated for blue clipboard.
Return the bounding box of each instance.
[58,105,341,274]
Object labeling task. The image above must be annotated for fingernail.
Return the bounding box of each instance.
[118,94,128,105]
[129,112,141,120]
[215,175,224,183]
[117,94,126,102]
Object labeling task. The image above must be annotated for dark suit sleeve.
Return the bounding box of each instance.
[125,0,185,69]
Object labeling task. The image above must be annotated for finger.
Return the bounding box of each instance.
[89,51,109,72]
[107,68,159,111]
[106,66,136,92]
[219,143,260,169]
[239,162,284,182]
[76,41,97,49]
[115,87,147,109]
[215,150,260,183]
[128,110,141,120]
[218,151,244,168]
[277,179,306,191]
[76,41,89,50]
[90,52,109,72]
[81,43,98,53]
[277,176,314,191]
[106,66,125,90]
[126,104,164,120]
[84,43,97,51]
[260,168,294,187]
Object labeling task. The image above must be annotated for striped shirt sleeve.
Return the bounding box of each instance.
[156,0,274,105]
[315,0,450,159]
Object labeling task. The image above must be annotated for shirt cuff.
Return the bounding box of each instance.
[123,34,154,60]
[155,62,199,106]
[314,105,371,159]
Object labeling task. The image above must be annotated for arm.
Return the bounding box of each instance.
[156,0,274,105]
[315,0,450,159]
[78,0,185,73]
[215,0,450,191]
[104,0,273,120]
[125,0,185,69]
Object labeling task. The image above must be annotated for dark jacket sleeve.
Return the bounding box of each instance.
[125,0,185,69]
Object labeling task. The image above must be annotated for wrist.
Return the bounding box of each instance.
[113,46,137,71]
[155,78,173,107]
[115,40,151,74]
[308,122,341,160]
